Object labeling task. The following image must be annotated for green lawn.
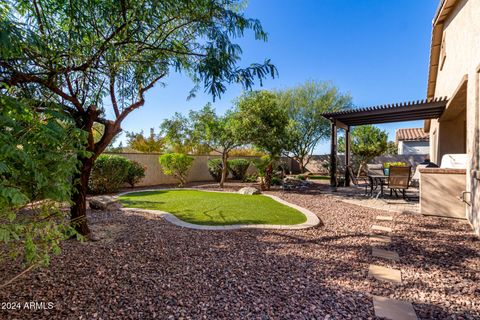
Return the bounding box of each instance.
[118,190,307,226]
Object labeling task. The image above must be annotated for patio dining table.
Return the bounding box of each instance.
[367,174,388,199]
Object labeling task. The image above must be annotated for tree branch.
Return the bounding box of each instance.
[109,75,120,118]
[2,64,84,112]
[116,72,167,123]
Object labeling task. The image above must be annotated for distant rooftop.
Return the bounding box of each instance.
[396,128,429,142]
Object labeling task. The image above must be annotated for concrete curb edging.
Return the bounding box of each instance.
[115,188,321,231]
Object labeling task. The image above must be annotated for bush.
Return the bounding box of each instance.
[307,175,329,180]
[228,159,250,180]
[243,174,258,183]
[126,161,146,187]
[383,161,408,169]
[271,176,282,186]
[89,155,131,194]
[297,174,307,181]
[0,96,85,268]
[159,153,194,187]
[207,158,226,182]
[252,155,275,190]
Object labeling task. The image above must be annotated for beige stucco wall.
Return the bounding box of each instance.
[420,169,466,219]
[105,153,276,187]
[428,0,480,235]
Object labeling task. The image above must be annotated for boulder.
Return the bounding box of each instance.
[89,196,122,211]
[237,187,261,195]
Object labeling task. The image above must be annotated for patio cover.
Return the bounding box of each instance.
[321,97,448,188]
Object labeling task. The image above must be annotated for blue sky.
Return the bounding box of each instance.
[117,0,438,154]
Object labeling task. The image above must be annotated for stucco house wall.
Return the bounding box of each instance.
[398,140,430,155]
[427,0,480,235]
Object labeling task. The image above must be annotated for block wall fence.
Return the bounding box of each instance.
[105,153,298,187]
[106,152,428,187]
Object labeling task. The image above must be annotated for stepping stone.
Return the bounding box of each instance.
[373,296,417,320]
[370,234,392,243]
[372,247,400,261]
[372,225,392,233]
[376,215,393,221]
[368,264,402,284]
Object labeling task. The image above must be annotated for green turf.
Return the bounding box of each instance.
[118,190,307,226]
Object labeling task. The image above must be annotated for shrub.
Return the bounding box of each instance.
[126,161,146,188]
[307,175,329,180]
[271,176,282,186]
[383,161,408,169]
[252,155,275,190]
[297,174,307,181]
[0,96,85,269]
[243,174,258,183]
[89,155,131,194]
[159,153,194,187]
[228,159,250,180]
[207,158,226,182]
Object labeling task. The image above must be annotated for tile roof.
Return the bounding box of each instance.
[396,128,429,142]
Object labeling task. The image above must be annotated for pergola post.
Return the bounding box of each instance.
[330,120,337,190]
[345,126,351,187]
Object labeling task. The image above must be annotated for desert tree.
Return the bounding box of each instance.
[161,104,243,188]
[235,91,289,190]
[277,81,351,173]
[126,128,164,153]
[0,0,276,236]
[339,125,388,176]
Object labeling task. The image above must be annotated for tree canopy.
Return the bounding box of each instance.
[126,128,164,153]
[277,80,352,172]
[162,104,243,187]
[339,125,388,176]
[0,0,277,236]
[235,90,289,158]
[235,90,289,189]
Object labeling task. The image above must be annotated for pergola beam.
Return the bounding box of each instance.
[322,98,448,127]
[323,97,448,191]
[330,120,337,189]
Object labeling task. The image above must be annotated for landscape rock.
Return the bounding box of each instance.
[1,182,478,319]
[237,187,261,195]
[89,196,122,211]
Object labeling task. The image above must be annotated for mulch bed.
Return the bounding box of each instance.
[0,182,478,319]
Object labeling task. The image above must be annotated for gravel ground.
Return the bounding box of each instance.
[0,182,478,319]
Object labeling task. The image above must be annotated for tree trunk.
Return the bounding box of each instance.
[69,105,121,238]
[70,157,94,237]
[219,153,228,188]
[264,162,273,191]
[357,161,366,178]
[298,160,305,174]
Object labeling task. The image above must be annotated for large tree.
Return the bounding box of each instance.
[0,0,276,237]
[277,81,352,173]
[235,90,289,190]
[339,125,388,176]
[162,104,243,188]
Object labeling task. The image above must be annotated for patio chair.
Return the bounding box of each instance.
[365,164,386,196]
[366,163,384,176]
[347,165,370,195]
[387,166,412,199]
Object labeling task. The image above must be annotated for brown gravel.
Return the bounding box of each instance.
[0,182,478,319]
